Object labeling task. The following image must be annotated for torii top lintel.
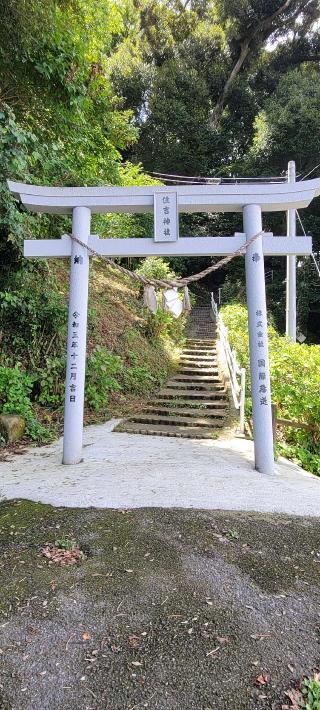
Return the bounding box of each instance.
[7,178,320,214]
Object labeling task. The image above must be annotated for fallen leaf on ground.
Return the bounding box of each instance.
[256,673,269,685]
[41,544,84,566]
[129,636,140,648]
[284,688,303,708]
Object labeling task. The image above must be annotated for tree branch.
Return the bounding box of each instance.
[211,0,303,127]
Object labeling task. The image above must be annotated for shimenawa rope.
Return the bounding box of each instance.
[67,230,264,289]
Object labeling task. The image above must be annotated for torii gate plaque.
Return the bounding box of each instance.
[8,178,320,474]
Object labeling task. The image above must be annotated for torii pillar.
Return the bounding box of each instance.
[63,206,91,464]
[244,205,274,474]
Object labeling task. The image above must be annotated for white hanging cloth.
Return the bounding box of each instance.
[143,285,158,314]
[162,287,183,318]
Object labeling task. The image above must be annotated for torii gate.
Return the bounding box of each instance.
[8,177,320,475]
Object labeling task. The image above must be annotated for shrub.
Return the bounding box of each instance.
[36,356,66,408]
[0,272,67,368]
[301,674,320,709]
[0,365,49,441]
[123,365,156,393]
[135,256,176,281]
[220,303,320,474]
[85,347,123,412]
[143,308,174,339]
[122,351,156,393]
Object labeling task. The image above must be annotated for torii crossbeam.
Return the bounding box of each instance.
[8,177,320,475]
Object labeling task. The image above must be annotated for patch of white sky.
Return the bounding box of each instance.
[266,14,320,52]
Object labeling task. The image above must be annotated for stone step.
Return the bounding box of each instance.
[127,413,225,428]
[142,406,229,418]
[184,345,216,350]
[182,351,217,357]
[153,397,228,407]
[180,357,218,368]
[117,306,228,440]
[180,353,217,358]
[164,381,226,391]
[192,327,216,340]
[170,374,223,382]
[157,388,228,399]
[178,368,219,375]
[179,366,219,374]
[185,337,215,348]
[116,422,217,438]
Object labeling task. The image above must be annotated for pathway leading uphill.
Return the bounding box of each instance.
[117,306,230,438]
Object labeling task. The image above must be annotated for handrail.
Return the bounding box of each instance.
[210,293,246,433]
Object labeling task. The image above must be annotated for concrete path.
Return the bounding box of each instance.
[1,420,319,515]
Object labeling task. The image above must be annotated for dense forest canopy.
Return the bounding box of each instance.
[0,0,320,335]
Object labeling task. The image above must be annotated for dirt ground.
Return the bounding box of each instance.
[0,502,319,710]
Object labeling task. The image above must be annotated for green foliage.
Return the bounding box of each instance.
[301,675,320,710]
[143,308,175,339]
[250,68,320,172]
[85,347,123,412]
[0,271,66,368]
[228,528,240,540]
[36,357,65,408]
[123,350,157,393]
[136,256,176,281]
[55,537,77,551]
[0,365,49,441]
[221,303,320,474]
[85,342,168,406]
[123,365,156,393]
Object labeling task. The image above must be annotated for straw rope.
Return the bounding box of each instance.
[68,230,264,289]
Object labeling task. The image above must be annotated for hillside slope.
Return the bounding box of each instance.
[0,258,185,446]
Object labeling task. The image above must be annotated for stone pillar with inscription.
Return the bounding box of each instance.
[62,206,91,465]
[243,204,275,475]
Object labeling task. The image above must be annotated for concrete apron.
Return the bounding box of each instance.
[1,420,319,516]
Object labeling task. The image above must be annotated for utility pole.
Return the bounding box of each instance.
[286,160,297,341]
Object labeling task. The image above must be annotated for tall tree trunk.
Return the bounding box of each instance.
[211,0,300,127]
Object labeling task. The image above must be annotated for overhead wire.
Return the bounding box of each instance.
[299,162,320,181]
[148,161,320,184]
[148,171,287,184]
[296,210,320,279]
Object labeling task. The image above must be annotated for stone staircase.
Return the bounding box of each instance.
[116,306,230,439]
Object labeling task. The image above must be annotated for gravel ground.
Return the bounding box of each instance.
[0,502,319,710]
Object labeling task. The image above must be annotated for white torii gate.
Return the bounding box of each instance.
[8,177,320,475]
